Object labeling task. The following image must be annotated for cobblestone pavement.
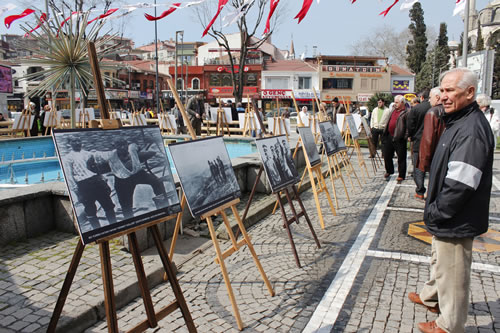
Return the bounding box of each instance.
[2,149,500,333]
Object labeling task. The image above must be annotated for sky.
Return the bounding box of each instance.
[0,0,493,58]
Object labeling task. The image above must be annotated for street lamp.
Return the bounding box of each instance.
[154,0,160,113]
[175,30,184,99]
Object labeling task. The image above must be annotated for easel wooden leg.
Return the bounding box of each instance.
[308,168,325,229]
[149,224,197,333]
[291,185,321,249]
[100,241,119,333]
[333,154,350,201]
[128,232,157,328]
[168,194,187,260]
[47,240,85,333]
[276,192,301,268]
[316,168,336,217]
[230,205,274,297]
[326,156,339,209]
[206,216,244,330]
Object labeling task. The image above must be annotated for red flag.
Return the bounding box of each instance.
[144,3,180,21]
[379,0,399,17]
[202,0,229,37]
[263,0,279,35]
[24,12,47,37]
[88,8,118,24]
[294,0,313,24]
[60,11,78,29]
[4,8,35,28]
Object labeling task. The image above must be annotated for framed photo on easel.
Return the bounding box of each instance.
[53,126,181,245]
[345,114,360,140]
[168,136,241,218]
[255,135,299,193]
[298,126,321,167]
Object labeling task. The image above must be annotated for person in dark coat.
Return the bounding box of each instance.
[408,68,494,333]
[382,95,409,183]
[407,89,431,199]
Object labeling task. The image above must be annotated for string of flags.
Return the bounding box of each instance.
[1,0,471,38]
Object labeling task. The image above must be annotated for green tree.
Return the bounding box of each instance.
[415,49,434,92]
[476,24,485,51]
[436,23,450,70]
[367,92,394,112]
[406,2,427,74]
[458,32,473,57]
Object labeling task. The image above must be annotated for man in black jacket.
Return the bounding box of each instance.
[407,89,431,199]
[408,68,494,333]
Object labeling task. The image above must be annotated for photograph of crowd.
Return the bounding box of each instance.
[345,114,360,140]
[255,136,300,193]
[298,127,321,167]
[168,136,241,218]
[53,126,181,244]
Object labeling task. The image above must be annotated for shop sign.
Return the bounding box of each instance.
[293,90,316,99]
[322,65,383,73]
[209,86,258,95]
[261,89,291,99]
[323,94,352,102]
[357,94,373,102]
[140,92,148,99]
[129,90,140,98]
[393,80,410,92]
[216,66,249,73]
[147,93,153,100]
[404,93,416,101]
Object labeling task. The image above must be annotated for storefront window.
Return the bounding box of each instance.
[221,74,232,86]
[209,73,220,86]
[323,78,353,89]
[265,77,289,89]
[245,73,257,86]
[371,79,378,90]
[361,78,368,90]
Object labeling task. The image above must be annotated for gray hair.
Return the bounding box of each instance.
[476,93,491,107]
[394,95,405,103]
[439,68,478,95]
[430,87,441,98]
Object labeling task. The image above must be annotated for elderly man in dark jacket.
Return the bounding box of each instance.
[382,95,409,183]
[408,68,494,333]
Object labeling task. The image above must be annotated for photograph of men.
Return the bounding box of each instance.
[255,136,299,193]
[54,127,181,244]
[345,114,360,140]
[168,137,241,218]
[319,121,339,156]
[298,127,321,167]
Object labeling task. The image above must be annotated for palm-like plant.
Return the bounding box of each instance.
[21,9,121,127]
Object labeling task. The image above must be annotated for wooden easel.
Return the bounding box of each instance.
[77,109,90,128]
[48,42,196,333]
[44,110,59,135]
[242,96,258,137]
[272,98,289,140]
[273,133,336,230]
[320,148,350,209]
[216,97,231,136]
[341,115,370,181]
[132,112,147,126]
[159,112,175,134]
[359,119,383,174]
[201,199,274,330]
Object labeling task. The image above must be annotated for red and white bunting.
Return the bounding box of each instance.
[144,3,180,21]
[4,8,35,29]
[294,0,313,24]
[202,0,229,37]
[24,12,47,37]
[453,0,466,16]
[263,0,279,34]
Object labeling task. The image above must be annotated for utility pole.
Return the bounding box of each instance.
[463,0,470,67]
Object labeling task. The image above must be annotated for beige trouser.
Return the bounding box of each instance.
[419,236,473,333]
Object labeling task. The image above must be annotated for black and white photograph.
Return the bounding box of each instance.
[345,114,360,139]
[168,136,241,218]
[53,126,181,245]
[319,121,339,156]
[361,117,372,137]
[332,123,347,152]
[255,135,300,193]
[298,126,321,167]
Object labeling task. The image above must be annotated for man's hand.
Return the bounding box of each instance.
[195,114,200,119]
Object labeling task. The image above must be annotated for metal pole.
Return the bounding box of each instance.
[463,0,470,67]
[185,59,188,103]
[180,34,184,105]
[154,0,160,113]
[175,32,178,95]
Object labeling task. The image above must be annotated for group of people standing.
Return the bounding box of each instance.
[208,157,227,185]
[370,68,495,333]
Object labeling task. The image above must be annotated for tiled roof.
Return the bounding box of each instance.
[264,59,317,72]
[391,64,414,76]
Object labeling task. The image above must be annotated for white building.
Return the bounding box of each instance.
[260,59,319,112]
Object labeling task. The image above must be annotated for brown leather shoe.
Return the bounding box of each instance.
[408,292,440,313]
[384,173,391,179]
[415,193,425,200]
[396,177,404,184]
[417,320,446,333]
